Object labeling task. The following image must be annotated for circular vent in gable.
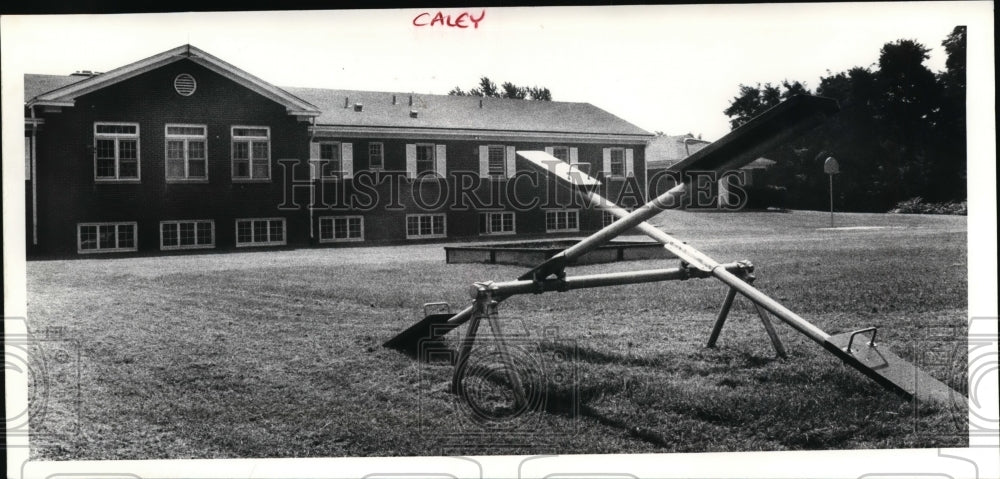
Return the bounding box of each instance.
[173,74,197,96]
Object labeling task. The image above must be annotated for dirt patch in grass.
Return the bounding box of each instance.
[26,210,968,458]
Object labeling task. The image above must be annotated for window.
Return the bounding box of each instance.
[609,148,625,176]
[479,212,515,235]
[602,211,618,227]
[487,145,506,178]
[368,142,384,170]
[551,146,570,162]
[165,125,207,181]
[160,220,214,250]
[235,218,285,247]
[415,144,436,176]
[94,122,139,181]
[319,216,364,242]
[545,209,580,232]
[320,142,342,179]
[232,126,270,180]
[406,214,446,239]
[78,222,137,253]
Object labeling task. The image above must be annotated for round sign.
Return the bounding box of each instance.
[824,157,840,174]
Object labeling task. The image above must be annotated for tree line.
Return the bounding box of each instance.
[449,76,552,101]
[726,26,966,212]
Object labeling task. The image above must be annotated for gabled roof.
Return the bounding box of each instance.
[25,44,320,117]
[284,87,651,137]
[25,44,651,139]
[646,134,712,169]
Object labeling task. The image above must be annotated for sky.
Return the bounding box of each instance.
[0,3,984,141]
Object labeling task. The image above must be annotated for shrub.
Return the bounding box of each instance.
[889,197,967,215]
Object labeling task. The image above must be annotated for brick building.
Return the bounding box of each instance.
[24,45,652,256]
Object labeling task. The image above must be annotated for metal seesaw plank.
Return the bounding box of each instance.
[825,331,967,408]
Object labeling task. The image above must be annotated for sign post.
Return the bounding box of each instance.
[824,157,840,227]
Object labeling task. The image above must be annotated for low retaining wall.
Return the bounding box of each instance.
[444,240,674,266]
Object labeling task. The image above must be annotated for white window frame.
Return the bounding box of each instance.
[602,211,617,228]
[235,217,286,247]
[551,146,571,163]
[609,147,626,177]
[165,124,208,182]
[414,143,437,177]
[368,142,384,171]
[319,216,365,243]
[77,221,138,254]
[486,145,507,179]
[405,213,447,239]
[545,209,580,233]
[231,126,271,181]
[479,211,516,236]
[93,122,140,182]
[318,141,343,180]
[159,219,215,250]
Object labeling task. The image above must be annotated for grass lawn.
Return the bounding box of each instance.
[25,209,969,459]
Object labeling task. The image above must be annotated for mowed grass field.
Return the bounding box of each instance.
[26,210,968,459]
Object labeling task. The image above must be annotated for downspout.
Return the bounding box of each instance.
[29,105,38,245]
[309,117,315,240]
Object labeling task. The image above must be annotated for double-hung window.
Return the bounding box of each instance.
[487,146,506,178]
[415,144,436,176]
[165,124,207,181]
[551,146,570,163]
[161,220,214,250]
[235,218,285,247]
[479,212,515,235]
[78,222,137,253]
[545,209,580,232]
[406,214,446,239]
[368,142,384,171]
[232,126,270,180]
[94,122,140,181]
[319,216,364,242]
[609,148,625,177]
[320,142,342,179]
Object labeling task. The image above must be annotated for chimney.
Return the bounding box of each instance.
[354,103,363,112]
[479,99,483,109]
[344,96,349,108]
[408,95,413,106]
[410,110,418,119]
[392,94,397,105]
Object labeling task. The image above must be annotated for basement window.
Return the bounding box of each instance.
[406,214,446,239]
[161,220,214,250]
[319,216,364,242]
[479,212,515,235]
[236,218,286,247]
[78,222,137,254]
[545,209,579,233]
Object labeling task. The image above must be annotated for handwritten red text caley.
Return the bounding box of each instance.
[412,10,486,29]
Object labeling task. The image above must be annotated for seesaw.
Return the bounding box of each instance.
[384,95,966,409]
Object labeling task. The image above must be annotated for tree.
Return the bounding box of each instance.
[723,31,967,212]
[448,76,553,100]
[722,81,807,129]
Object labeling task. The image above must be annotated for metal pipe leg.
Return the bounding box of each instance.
[752,303,788,358]
[707,286,739,348]
[451,303,485,395]
[486,312,529,409]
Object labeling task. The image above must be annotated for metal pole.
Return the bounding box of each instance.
[829,174,834,228]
